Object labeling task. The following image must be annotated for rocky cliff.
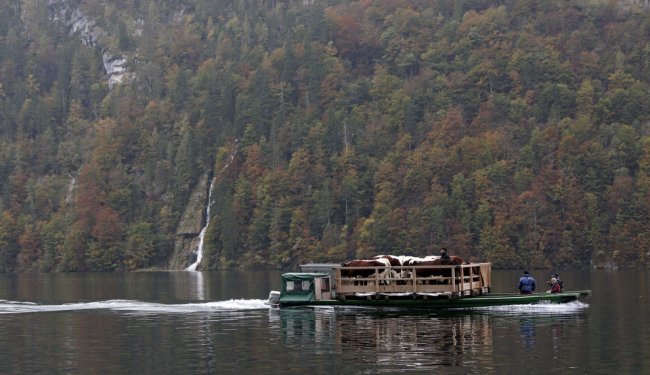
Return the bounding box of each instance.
[46,0,132,88]
[168,173,210,270]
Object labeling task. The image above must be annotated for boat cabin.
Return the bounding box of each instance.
[277,272,332,306]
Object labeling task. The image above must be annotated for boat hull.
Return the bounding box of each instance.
[277,291,590,309]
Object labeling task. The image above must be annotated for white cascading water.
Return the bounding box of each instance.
[186,178,215,271]
[186,144,237,272]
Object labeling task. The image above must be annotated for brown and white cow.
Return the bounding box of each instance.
[341,257,394,284]
[340,259,387,278]
[372,255,403,280]
[404,256,466,283]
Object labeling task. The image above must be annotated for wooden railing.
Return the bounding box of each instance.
[335,263,491,297]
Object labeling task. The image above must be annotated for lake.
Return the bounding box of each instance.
[0,269,647,374]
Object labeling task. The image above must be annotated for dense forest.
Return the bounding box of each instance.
[1,0,650,272]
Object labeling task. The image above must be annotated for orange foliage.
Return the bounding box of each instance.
[608,175,634,213]
[92,206,123,243]
[75,164,106,231]
[428,107,465,146]
[17,229,40,267]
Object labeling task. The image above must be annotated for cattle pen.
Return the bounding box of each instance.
[268,262,591,309]
[336,263,491,297]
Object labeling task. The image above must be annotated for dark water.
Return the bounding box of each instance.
[0,269,647,374]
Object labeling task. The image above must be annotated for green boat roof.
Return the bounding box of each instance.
[281,272,330,281]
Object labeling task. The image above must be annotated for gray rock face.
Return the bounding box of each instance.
[168,173,210,270]
[59,7,104,47]
[47,0,133,88]
[103,53,131,89]
[169,235,202,270]
[176,173,209,236]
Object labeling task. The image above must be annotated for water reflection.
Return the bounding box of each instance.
[187,271,206,301]
[270,308,496,369]
[269,305,589,372]
[519,319,536,348]
[270,308,336,348]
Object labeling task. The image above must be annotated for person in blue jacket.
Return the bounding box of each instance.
[518,270,536,294]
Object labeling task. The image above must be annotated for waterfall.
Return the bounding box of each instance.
[185,142,237,271]
[65,174,76,204]
[186,178,215,271]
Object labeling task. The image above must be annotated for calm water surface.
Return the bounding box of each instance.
[0,270,647,374]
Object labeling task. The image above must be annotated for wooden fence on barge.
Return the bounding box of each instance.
[334,263,491,297]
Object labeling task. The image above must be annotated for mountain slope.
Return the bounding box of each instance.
[1,0,649,272]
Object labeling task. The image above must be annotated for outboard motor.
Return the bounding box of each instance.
[267,290,281,308]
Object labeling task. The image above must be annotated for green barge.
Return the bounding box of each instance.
[268,263,590,309]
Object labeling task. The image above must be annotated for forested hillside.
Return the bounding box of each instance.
[1,0,649,272]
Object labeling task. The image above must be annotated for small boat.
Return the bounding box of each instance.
[268,262,590,309]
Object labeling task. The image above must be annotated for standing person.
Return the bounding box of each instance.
[518,270,536,294]
[440,247,451,262]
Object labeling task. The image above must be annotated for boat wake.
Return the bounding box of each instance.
[462,300,589,315]
[0,299,269,314]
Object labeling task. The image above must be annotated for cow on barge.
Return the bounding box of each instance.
[268,255,590,309]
